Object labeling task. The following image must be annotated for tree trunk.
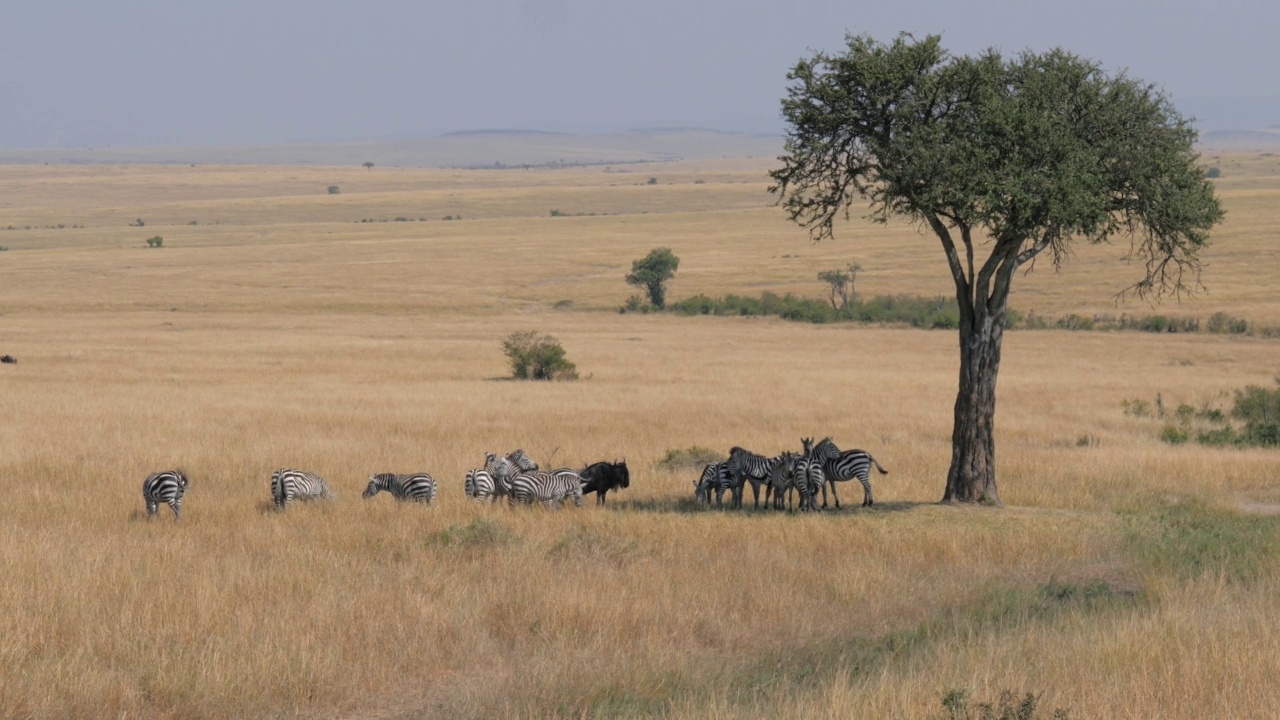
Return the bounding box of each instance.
[943,309,1004,504]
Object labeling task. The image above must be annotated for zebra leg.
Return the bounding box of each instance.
[146,500,159,517]
[170,498,182,520]
[861,478,873,507]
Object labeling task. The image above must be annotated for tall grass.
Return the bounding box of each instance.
[1,157,1279,718]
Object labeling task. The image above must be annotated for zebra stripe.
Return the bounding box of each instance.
[271,468,335,509]
[142,470,189,520]
[811,437,889,508]
[509,469,584,508]
[484,450,538,498]
[465,468,498,502]
[507,448,539,472]
[362,473,437,503]
[727,447,783,510]
[766,451,806,510]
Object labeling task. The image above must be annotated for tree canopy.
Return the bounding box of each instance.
[626,248,681,309]
[770,33,1223,503]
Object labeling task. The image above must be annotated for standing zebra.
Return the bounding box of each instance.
[796,437,827,512]
[766,451,806,510]
[464,467,499,502]
[484,449,539,498]
[811,437,889,508]
[726,446,782,510]
[142,470,190,520]
[509,469,584,508]
[271,468,336,509]
[362,473,437,503]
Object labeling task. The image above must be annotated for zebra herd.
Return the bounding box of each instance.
[141,449,632,520]
[694,437,889,511]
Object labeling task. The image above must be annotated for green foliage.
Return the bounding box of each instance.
[817,261,861,309]
[936,689,1069,720]
[1231,378,1280,446]
[645,177,657,185]
[145,236,164,248]
[1207,311,1249,334]
[1160,424,1189,445]
[1205,166,1222,178]
[1125,498,1280,582]
[327,185,340,194]
[428,518,517,550]
[362,161,374,170]
[625,248,680,309]
[549,209,564,217]
[501,330,579,381]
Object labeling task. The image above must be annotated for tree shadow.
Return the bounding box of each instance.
[612,497,930,517]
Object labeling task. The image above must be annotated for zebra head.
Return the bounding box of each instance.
[812,437,840,461]
[363,473,392,498]
[485,452,516,479]
[508,448,538,472]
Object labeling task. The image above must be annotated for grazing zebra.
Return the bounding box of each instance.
[811,437,889,508]
[142,470,190,520]
[698,461,738,508]
[362,473,437,503]
[465,468,499,502]
[726,446,782,510]
[271,468,335,509]
[509,469,584,508]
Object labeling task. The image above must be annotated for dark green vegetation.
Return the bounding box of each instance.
[769,33,1224,504]
[1130,378,1280,447]
[501,330,579,381]
[625,247,680,309]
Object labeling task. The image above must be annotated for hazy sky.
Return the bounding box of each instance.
[2,0,1276,148]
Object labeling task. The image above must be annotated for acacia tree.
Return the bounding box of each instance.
[770,34,1223,504]
[626,248,680,309]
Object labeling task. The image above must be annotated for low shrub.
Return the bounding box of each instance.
[501,330,579,381]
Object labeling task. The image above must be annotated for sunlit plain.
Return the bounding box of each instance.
[1,153,1278,718]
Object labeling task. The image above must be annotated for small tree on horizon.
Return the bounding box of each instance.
[626,248,680,309]
[362,161,374,170]
[771,33,1223,505]
[818,261,862,311]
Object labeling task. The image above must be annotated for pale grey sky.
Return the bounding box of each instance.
[2,0,1276,148]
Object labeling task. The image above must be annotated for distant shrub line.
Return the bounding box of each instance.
[1124,379,1280,448]
[623,291,1277,337]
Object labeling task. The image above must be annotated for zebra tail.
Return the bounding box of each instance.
[872,456,889,475]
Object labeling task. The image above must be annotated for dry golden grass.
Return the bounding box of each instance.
[1,154,1278,719]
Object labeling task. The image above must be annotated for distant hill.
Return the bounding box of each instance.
[0,129,785,168]
[4,124,1273,167]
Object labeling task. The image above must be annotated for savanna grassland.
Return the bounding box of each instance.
[1,150,1280,719]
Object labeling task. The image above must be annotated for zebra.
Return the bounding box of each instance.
[271,468,336,509]
[464,467,499,502]
[810,437,889,508]
[509,469,584,508]
[508,448,538,472]
[766,451,806,511]
[795,437,827,512]
[362,473,437,503]
[484,449,539,498]
[726,446,783,510]
[142,470,190,520]
[695,461,734,507]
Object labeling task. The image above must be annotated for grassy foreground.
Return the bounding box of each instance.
[1,155,1279,718]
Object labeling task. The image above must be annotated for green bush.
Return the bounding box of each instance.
[1160,424,1189,444]
[145,236,163,248]
[501,330,579,381]
[1207,311,1249,334]
[1231,378,1280,446]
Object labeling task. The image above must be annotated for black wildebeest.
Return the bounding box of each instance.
[578,460,630,506]
[0,355,15,364]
